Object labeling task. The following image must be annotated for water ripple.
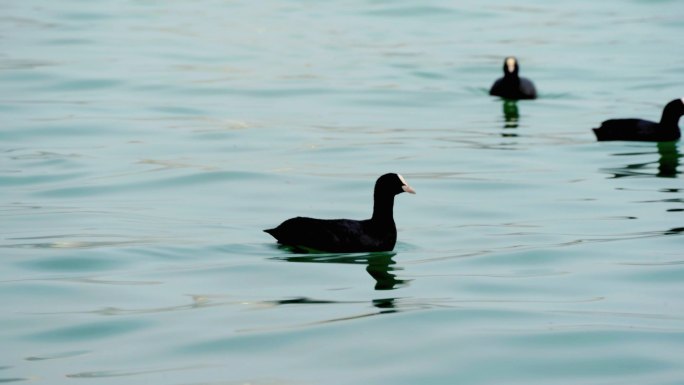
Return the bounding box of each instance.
[66,364,214,379]
[0,377,29,384]
[3,235,168,250]
[25,350,90,361]
[33,170,264,198]
[28,295,236,316]
[26,319,150,342]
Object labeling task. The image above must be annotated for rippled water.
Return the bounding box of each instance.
[2,1,683,384]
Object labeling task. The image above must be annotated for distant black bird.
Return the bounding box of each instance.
[489,56,537,100]
[264,173,415,253]
[593,98,684,142]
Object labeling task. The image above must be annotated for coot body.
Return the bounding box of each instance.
[264,173,415,253]
[593,98,684,142]
[489,57,537,100]
[265,217,396,253]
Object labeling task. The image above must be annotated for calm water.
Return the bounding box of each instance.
[2,1,683,384]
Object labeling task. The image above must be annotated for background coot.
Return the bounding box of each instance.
[593,98,684,142]
[489,56,537,100]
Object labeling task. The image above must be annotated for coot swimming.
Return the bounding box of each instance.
[489,56,537,100]
[592,98,684,142]
[264,173,415,253]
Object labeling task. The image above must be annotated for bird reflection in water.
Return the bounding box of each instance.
[605,141,681,178]
[503,100,519,127]
[656,141,681,177]
[499,100,520,138]
[273,248,409,291]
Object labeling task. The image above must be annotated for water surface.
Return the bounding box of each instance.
[1,1,683,384]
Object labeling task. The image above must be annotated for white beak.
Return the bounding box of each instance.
[506,57,516,73]
[402,185,416,194]
[397,174,416,194]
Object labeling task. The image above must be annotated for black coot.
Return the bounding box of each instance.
[489,56,537,100]
[593,98,684,142]
[264,173,415,253]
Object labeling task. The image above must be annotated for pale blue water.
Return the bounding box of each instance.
[1,1,683,384]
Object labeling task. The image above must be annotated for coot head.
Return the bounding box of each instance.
[503,56,519,77]
[375,173,416,197]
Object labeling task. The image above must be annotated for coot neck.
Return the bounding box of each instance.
[371,193,396,223]
[504,72,520,85]
[659,102,683,129]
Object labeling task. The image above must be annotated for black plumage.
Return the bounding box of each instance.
[593,98,684,142]
[264,173,415,253]
[489,57,537,100]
